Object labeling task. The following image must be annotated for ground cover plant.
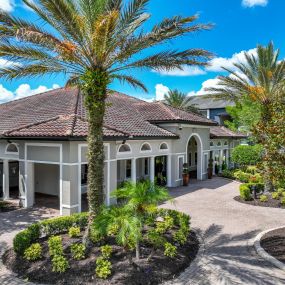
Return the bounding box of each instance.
[0,200,19,212]
[4,181,199,284]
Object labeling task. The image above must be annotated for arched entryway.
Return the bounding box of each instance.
[186,134,203,180]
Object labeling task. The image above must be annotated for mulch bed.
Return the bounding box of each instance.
[234,195,285,209]
[0,201,20,212]
[260,227,285,264]
[3,231,199,285]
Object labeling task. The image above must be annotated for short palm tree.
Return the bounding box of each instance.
[205,42,285,190]
[164,89,200,113]
[0,0,212,222]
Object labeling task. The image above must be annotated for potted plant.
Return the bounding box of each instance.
[208,158,213,179]
[182,163,189,186]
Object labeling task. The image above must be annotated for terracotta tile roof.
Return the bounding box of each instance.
[210,126,247,139]
[0,87,216,140]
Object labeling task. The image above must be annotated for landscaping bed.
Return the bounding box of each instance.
[3,229,199,285]
[260,227,285,264]
[234,195,285,209]
[0,200,19,212]
[2,181,199,285]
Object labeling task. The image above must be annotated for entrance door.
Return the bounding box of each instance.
[155,156,167,186]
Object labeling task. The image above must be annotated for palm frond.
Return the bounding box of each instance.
[111,74,148,92]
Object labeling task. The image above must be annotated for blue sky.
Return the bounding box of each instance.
[0,0,284,103]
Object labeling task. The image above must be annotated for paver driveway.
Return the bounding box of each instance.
[163,177,285,285]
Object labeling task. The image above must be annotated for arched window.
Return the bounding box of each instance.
[210,141,214,147]
[5,143,19,154]
[224,141,228,146]
[160,142,169,151]
[141,143,151,152]
[118,144,131,153]
[217,141,221,146]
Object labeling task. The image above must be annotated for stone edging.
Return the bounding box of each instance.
[252,226,285,271]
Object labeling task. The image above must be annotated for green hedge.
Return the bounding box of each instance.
[13,212,88,255]
[239,184,251,201]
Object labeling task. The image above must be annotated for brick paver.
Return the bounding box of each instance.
[163,177,285,285]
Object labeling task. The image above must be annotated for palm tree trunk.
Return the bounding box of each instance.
[135,241,140,260]
[82,69,109,244]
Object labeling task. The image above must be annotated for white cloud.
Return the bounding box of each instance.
[242,0,268,8]
[0,83,60,103]
[154,66,206,77]
[0,0,15,12]
[155,83,169,101]
[206,48,257,72]
[187,77,220,97]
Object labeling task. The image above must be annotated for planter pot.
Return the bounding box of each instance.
[208,168,213,179]
[182,173,189,186]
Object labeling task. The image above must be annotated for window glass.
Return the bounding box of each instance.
[118,144,131,152]
[160,143,168,150]
[126,160,132,178]
[6,143,18,153]
[195,152,198,165]
[141,143,151,151]
[81,164,88,185]
[144,158,149,175]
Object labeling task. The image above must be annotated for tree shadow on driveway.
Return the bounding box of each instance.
[189,224,285,285]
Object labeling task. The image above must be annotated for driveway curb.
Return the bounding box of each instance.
[252,226,285,271]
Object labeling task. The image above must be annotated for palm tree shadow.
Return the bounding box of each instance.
[189,224,285,285]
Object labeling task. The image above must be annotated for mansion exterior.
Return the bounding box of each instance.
[0,88,245,215]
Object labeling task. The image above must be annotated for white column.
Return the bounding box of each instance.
[25,162,34,207]
[219,150,223,173]
[3,160,9,200]
[167,155,172,187]
[131,158,137,183]
[150,156,155,183]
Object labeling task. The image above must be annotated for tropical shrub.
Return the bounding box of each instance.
[281,198,285,206]
[95,257,112,279]
[51,255,69,273]
[13,213,88,255]
[233,170,251,183]
[173,229,187,245]
[221,169,235,179]
[68,226,81,238]
[271,192,279,199]
[48,236,63,257]
[260,195,268,202]
[277,188,285,195]
[24,243,42,261]
[70,243,86,260]
[100,245,112,259]
[164,242,177,258]
[231,145,263,168]
[146,229,166,248]
[239,184,251,201]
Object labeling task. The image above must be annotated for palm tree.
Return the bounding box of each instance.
[205,42,285,191]
[0,0,212,224]
[164,89,200,113]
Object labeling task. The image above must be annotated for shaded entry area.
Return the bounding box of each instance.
[155,156,167,186]
[34,163,60,210]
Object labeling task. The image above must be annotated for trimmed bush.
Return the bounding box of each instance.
[239,184,251,201]
[51,255,69,273]
[70,243,86,260]
[68,226,81,238]
[13,212,88,255]
[260,195,268,202]
[13,223,40,255]
[164,242,177,258]
[173,229,187,245]
[277,188,285,195]
[281,198,285,206]
[24,243,42,261]
[48,236,63,257]
[272,192,279,199]
[232,144,263,167]
[100,245,112,259]
[95,257,112,279]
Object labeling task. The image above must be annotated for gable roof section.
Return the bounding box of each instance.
[0,87,216,140]
[210,126,247,139]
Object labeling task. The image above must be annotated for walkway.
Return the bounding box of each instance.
[163,177,285,285]
[0,206,58,285]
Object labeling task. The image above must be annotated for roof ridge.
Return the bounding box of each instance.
[4,115,61,135]
[157,102,179,120]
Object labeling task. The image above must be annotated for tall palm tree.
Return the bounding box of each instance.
[205,42,285,190]
[164,89,200,113]
[0,0,212,222]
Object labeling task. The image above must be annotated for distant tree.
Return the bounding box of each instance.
[164,89,201,114]
[231,145,263,168]
[225,97,261,134]
[206,42,285,191]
